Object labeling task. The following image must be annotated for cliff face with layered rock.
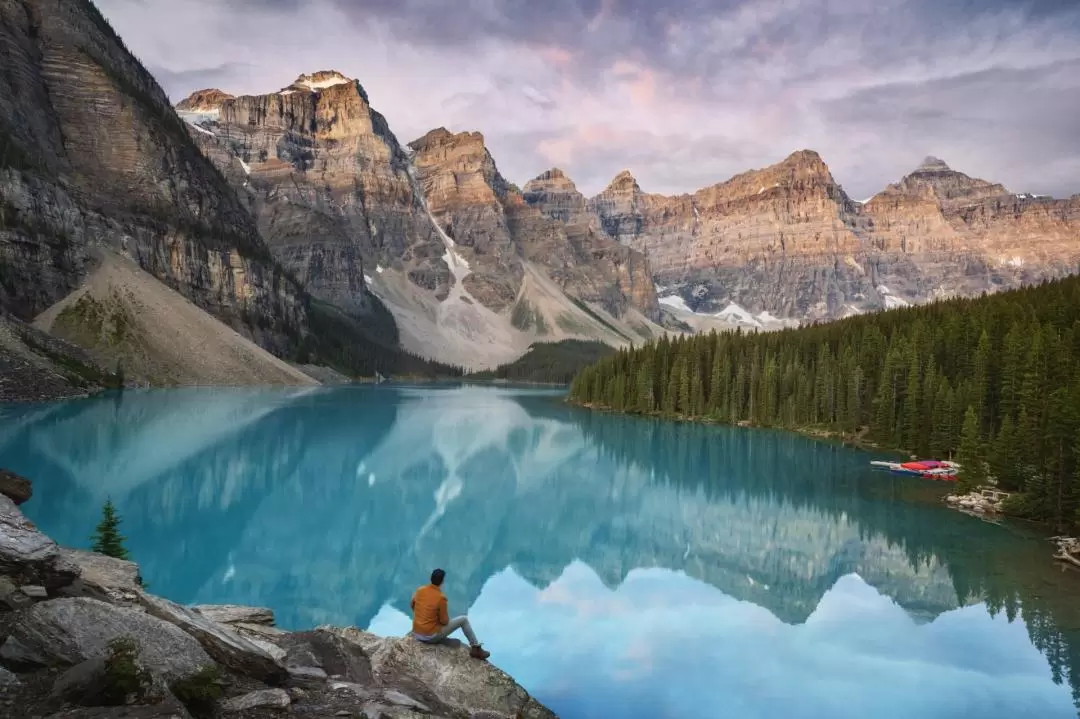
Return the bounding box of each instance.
[0,0,308,355]
[581,153,1080,324]
[177,70,449,316]
[410,130,660,323]
[0,471,555,719]
[177,79,664,368]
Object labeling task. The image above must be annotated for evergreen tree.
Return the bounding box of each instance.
[90,499,131,560]
[956,406,985,493]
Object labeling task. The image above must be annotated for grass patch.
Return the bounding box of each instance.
[510,298,549,334]
[17,325,122,389]
[169,664,225,718]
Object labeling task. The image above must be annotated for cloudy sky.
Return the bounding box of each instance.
[97,0,1080,199]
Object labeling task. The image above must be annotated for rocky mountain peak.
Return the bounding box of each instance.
[894,157,1007,206]
[290,70,353,92]
[526,168,577,189]
[175,88,234,113]
[916,156,952,172]
[408,127,486,153]
[522,168,590,225]
[605,169,640,193]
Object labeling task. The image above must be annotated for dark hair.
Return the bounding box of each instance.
[430,568,445,586]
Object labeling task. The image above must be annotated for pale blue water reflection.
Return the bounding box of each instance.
[1,385,1077,718]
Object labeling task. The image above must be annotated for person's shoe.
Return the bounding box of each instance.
[469,644,491,660]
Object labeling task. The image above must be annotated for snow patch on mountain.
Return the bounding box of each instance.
[659,295,693,313]
[877,285,910,309]
[715,303,763,328]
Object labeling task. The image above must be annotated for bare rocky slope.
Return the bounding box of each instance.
[0,0,306,353]
[34,251,318,388]
[0,471,555,718]
[574,153,1080,324]
[175,75,664,369]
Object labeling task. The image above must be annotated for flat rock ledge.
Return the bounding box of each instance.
[0,473,558,719]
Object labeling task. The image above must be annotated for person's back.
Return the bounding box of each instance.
[411,583,448,637]
[410,568,490,660]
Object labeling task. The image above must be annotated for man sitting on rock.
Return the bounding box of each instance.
[410,568,490,660]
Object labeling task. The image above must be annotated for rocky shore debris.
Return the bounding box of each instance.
[1051,537,1080,569]
[0,469,557,718]
[943,487,1010,516]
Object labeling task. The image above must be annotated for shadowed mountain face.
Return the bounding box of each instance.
[4,385,1080,716]
[0,0,305,353]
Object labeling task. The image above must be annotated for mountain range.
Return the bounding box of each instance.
[2,0,1078,385]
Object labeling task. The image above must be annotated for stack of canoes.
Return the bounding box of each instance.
[869,459,959,480]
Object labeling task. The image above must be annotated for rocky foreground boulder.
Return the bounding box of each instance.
[0,473,557,718]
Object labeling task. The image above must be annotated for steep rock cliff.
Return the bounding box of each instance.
[0,0,306,352]
[584,152,1080,321]
[179,80,664,367]
[175,71,449,316]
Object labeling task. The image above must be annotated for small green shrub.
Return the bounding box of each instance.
[102,637,152,705]
[169,664,225,717]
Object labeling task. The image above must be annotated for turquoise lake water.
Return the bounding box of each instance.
[2,384,1079,718]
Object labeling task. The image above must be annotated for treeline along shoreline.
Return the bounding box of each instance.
[568,274,1080,532]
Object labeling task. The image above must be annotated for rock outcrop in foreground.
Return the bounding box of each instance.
[0,471,555,719]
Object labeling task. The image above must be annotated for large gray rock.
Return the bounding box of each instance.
[0,495,80,591]
[280,630,374,686]
[317,628,555,719]
[190,604,274,626]
[220,688,291,713]
[0,597,213,681]
[135,592,287,685]
[0,469,31,504]
[0,665,18,687]
[49,654,168,708]
[43,702,192,719]
[58,549,142,596]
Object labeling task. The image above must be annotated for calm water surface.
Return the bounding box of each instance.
[2,385,1080,718]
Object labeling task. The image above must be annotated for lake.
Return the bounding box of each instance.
[2,384,1079,718]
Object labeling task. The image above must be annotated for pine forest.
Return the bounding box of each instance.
[568,275,1080,531]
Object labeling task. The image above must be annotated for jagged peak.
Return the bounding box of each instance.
[175,88,234,111]
[527,167,576,186]
[408,127,486,151]
[915,156,952,173]
[783,149,825,164]
[603,169,640,193]
[291,70,353,91]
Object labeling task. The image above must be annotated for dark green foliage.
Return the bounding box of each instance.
[90,499,130,560]
[101,637,153,705]
[468,340,615,384]
[956,406,984,493]
[569,275,1080,531]
[295,300,463,378]
[169,665,225,717]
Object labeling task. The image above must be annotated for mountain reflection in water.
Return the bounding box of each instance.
[2,385,1079,718]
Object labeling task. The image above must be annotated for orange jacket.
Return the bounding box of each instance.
[411,584,449,636]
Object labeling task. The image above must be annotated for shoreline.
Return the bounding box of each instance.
[568,399,1079,565]
[0,471,557,718]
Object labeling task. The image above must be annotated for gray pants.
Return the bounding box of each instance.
[419,616,478,646]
